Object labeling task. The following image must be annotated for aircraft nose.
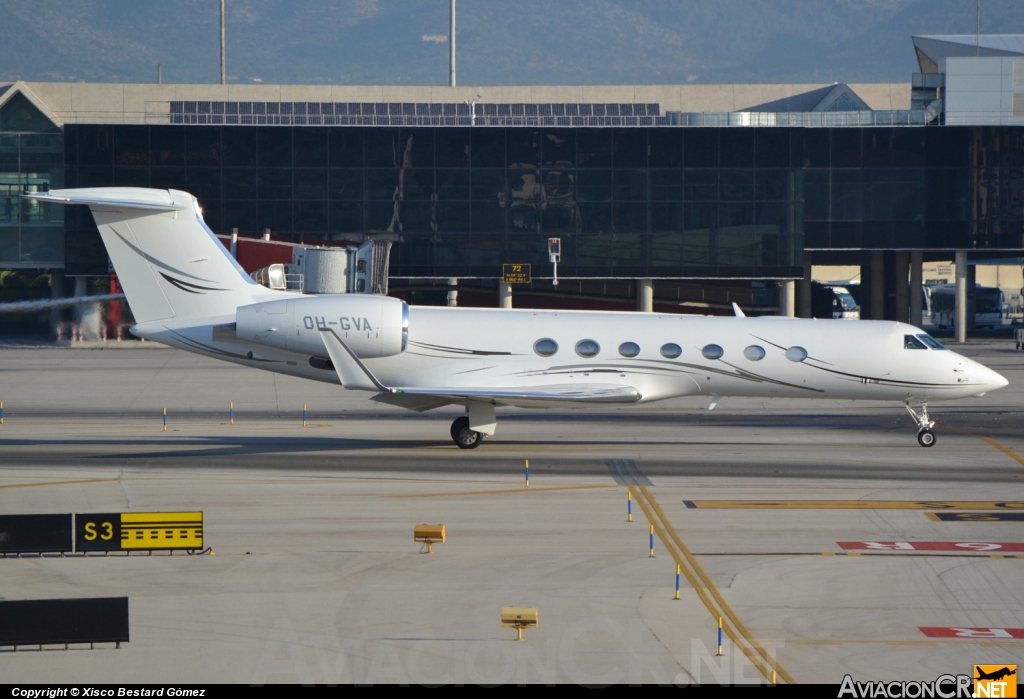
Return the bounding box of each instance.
[984,367,1009,391]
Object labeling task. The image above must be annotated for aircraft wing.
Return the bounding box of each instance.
[318,328,642,410]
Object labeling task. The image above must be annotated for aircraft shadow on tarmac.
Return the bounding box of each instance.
[1,431,1020,482]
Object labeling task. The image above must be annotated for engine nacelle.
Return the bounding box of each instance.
[236,295,407,358]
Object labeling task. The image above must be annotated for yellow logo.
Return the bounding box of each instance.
[974,665,1017,698]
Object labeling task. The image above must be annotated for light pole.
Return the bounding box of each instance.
[220,0,226,85]
[465,93,481,125]
[449,0,456,86]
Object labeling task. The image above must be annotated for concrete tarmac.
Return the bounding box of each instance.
[0,343,1022,685]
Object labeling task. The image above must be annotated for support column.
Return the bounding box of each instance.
[966,262,977,333]
[955,250,967,342]
[859,260,871,319]
[894,250,909,326]
[777,280,795,317]
[498,283,512,309]
[637,278,653,312]
[797,251,812,318]
[447,277,458,307]
[870,251,885,321]
[50,269,64,339]
[909,250,923,326]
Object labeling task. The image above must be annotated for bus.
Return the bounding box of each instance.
[929,284,1004,329]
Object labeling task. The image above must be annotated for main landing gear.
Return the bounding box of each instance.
[450,416,483,449]
[904,399,936,448]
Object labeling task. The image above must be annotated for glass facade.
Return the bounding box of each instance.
[61,124,1024,276]
[0,90,64,266]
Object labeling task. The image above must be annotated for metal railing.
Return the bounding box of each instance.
[666,110,936,127]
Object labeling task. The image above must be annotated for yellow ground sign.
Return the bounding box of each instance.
[76,511,203,551]
[120,512,203,549]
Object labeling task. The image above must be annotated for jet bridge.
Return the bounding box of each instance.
[239,237,391,296]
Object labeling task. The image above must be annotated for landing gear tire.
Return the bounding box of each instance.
[905,399,937,448]
[450,416,483,449]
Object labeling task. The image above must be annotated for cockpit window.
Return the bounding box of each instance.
[904,335,928,350]
[916,334,949,350]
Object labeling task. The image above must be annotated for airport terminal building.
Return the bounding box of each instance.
[1,34,1022,321]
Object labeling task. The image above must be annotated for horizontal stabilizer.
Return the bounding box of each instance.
[25,188,187,212]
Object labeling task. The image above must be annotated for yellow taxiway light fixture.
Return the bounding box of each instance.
[414,524,446,554]
[501,607,538,641]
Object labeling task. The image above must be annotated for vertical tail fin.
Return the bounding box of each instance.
[28,188,264,323]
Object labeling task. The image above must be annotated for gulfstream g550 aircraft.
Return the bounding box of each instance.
[29,188,1008,449]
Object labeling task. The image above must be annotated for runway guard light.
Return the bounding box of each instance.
[501,607,539,641]
[414,524,445,554]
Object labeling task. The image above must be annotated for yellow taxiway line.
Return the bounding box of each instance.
[682,500,1024,510]
[629,484,796,685]
[0,477,119,490]
[389,484,614,498]
[978,436,1024,468]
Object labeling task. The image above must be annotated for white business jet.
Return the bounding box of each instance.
[28,188,1008,449]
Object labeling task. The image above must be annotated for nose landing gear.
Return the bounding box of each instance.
[905,400,936,448]
[450,416,483,449]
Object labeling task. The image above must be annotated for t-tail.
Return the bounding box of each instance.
[26,187,275,323]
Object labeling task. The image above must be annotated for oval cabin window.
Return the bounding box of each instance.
[702,344,724,360]
[743,345,766,361]
[785,346,808,362]
[618,342,640,357]
[660,343,682,359]
[534,339,558,357]
[575,340,600,357]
